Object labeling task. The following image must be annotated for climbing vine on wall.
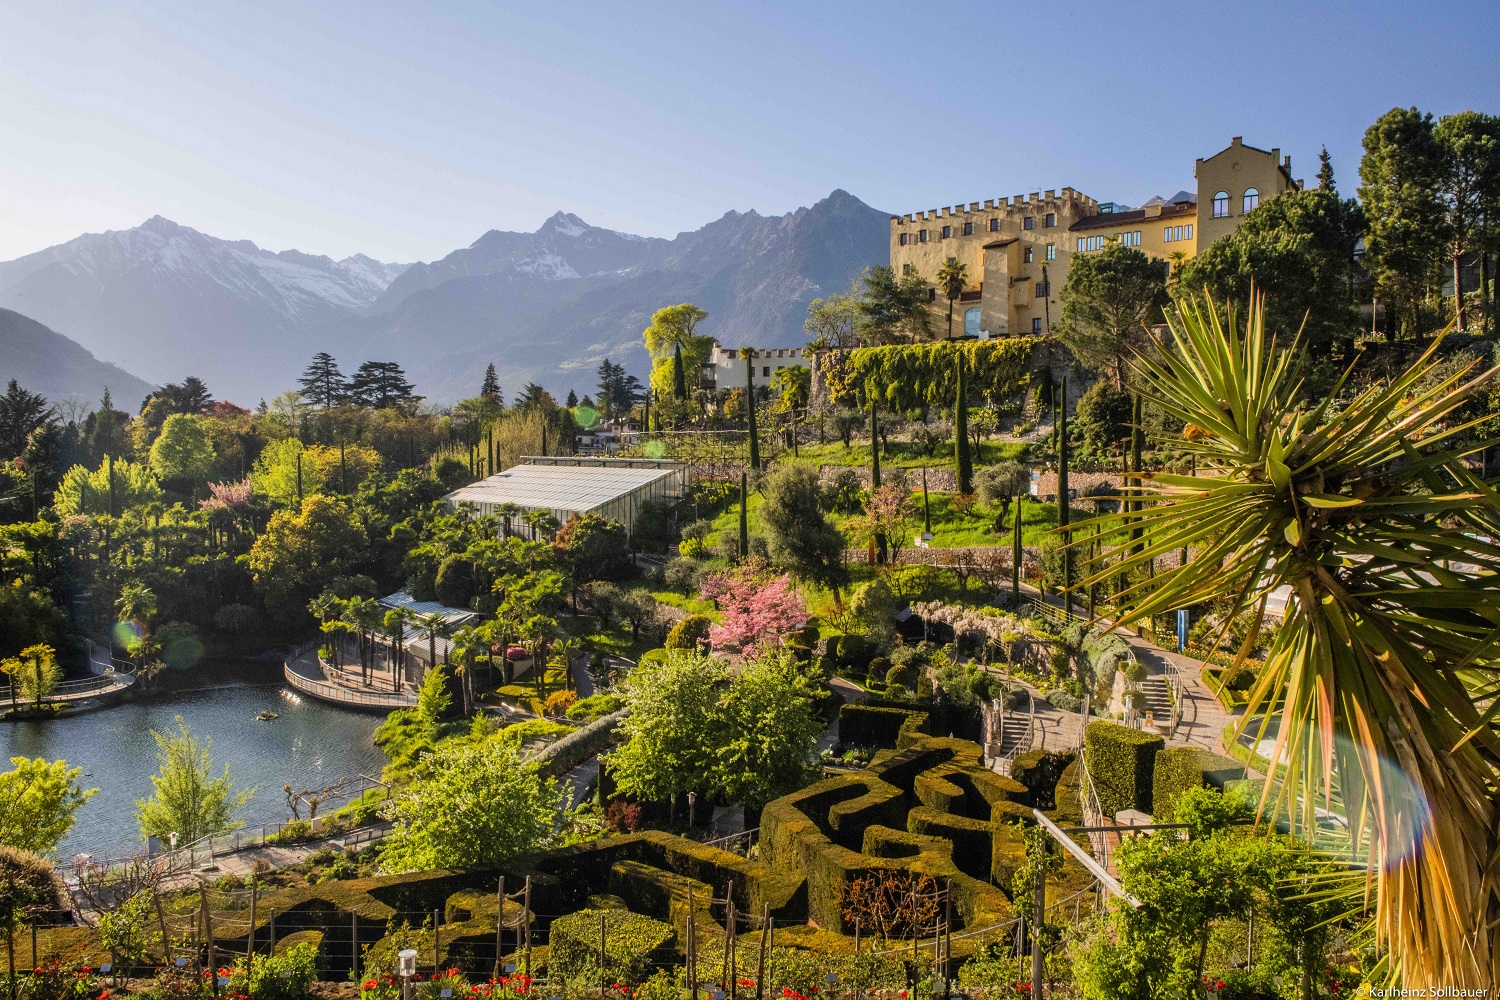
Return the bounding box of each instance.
[828,338,1040,412]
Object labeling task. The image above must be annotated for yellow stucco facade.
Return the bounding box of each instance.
[888,137,1303,341]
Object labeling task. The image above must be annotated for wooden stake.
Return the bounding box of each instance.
[599,912,608,998]
[351,913,358,977]
[686,888,697,1000]
[433,909,440,974]
[155,893,171,966]
[754,904,768,1000]
[248,881,257,973]
[494,876,505,978]
[522,877,532,980]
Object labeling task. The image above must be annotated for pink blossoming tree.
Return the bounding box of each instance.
[700,562,806,657]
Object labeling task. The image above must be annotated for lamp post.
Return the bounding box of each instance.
[398,949,418,1000]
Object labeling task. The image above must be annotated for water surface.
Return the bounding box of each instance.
[0,683,384,861]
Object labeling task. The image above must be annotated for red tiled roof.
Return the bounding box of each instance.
[1070,202,1196,232]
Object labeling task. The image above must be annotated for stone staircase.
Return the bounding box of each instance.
[1133,673,1175,730]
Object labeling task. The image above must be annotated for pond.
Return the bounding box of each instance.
[0,682,385,862]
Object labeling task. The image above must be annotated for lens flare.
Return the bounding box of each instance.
[644,439,667,459]
[112,620,143,650]
[573,405,600,429]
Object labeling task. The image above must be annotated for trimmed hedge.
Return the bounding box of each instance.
[1084,720,1163,816]
[1008,750,1075,810]
[1150,747,1246,820]
[837,704,926,749]
[548,908,675,986]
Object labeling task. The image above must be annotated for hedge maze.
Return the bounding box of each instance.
[30,711,1102,980]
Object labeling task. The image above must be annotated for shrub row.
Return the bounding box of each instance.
[1150,747,1245,820]
[1083,720,1163,816]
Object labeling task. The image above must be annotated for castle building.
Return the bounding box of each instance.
[888,137,1302,339]
[704,341,809,391]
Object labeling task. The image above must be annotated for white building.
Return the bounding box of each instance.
[705,341,810,392]
[444,456,689,535]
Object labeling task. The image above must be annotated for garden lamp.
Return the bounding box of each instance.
[399,948,418,1000]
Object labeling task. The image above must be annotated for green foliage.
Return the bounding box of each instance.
[148,413,217,486]
[247,494,367,614]
[1179,188,1363,353]
[53,457,162,517]
[135,716,254,843]
[1171,784,1252,838]
[416,661,459,725]
[643,303,712,403]
[555,511,633,583]
[608,648,822,811]
[836,338,1036,412]
[759,464,848,593]
[663,613,712,650]
[1083,720,1163,816]
[378,736,562,872]
[98,890,160,968]
[251,438,323,507]
[855,264,931,346]
[836,704,926,749]
[0,756,97,855]
[1057,241,1167,385]
[1072,381,1133,458]
[1358,106,1448,332]
[0,845,68,927]
[548,908,675,987]
[226,941,319,1000]
[565,692,624,722]
[1150,748,1245,822]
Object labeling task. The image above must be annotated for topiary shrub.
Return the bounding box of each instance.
[837,705,924,749]
[664,614,713,650]
[1221,663,1256,692]
[1083,720,1163,816]
[1151,747,1246,820]
[548,908,675,987]
[876,659,912,692]
[544,689,578,716]
[0,846,68,929]
[1047,690,1081,713]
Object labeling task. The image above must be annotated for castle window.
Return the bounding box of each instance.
[1032,317,1043,334]
[989,218,999,232]
[942,225,952,238]
[1046,243,1056,261]
[763,367,770,377]
[964,307,981,337]
[1044,213,1056,228]
[1184,224,1193,240]
[900,233,909,246]
[963,221,973,236]
[1164,226,1174,242]
[1023,217,1035,231]
[1213,192,1229,218]
[919,230,928,242]
[1035,280,1050,298]
[929,288,937,301]
[1077,238,1087,252]
[1243,187,1260,213]
[1024,247,1034,264]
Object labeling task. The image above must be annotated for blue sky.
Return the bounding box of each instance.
[1,1,1495,263]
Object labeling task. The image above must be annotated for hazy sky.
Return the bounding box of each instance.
[1,1,1495,264]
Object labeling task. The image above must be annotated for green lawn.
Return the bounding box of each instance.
[783,439,1029,469]
[707,488,1102,551]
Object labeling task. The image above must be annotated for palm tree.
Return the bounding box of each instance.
[936,258,968,339]
[553,636,583,693]
[413,611,451,688]
[343,597,383,684]
[382,607,412,692]
[115,582,158,674]
[1075,292,1500,988]
[448,625,481,716]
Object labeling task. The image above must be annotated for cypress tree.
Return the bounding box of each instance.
[1058,376,1070,613]
[869,396,881,488]
[1011,490,1023,604]
[738,471,749,560]
[922,468,932,534]
[673,343,687,401]
[744,351,761,470]
[954,350,973,494]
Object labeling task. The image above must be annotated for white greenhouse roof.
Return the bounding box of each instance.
[378,593,478,630]
[445,460,683,513]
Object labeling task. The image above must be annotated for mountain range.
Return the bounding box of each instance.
[0,307,155,410]
[0,191,889,406]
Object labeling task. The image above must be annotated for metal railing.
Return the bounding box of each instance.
[283,642,417,709]
[1076,746,1114,872]
[992,693,1036,775]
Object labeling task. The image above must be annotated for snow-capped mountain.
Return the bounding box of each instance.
[372,211,668,311]
[0,216,409,401]
[0,192,889,405]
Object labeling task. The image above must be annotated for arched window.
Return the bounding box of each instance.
[964,307,981,337]
[1212,191,1230,218]
[1243,187,1260,213]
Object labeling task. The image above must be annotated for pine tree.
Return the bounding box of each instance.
[480,364,501,403]
[566,389,579,408]
[349,361,416,409]
[298,353,348,410]
[1317,145,1336,191]
[954,351,973,493]
[0,380,50,460]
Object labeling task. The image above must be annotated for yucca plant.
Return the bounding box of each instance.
[1073,291,1500,988]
